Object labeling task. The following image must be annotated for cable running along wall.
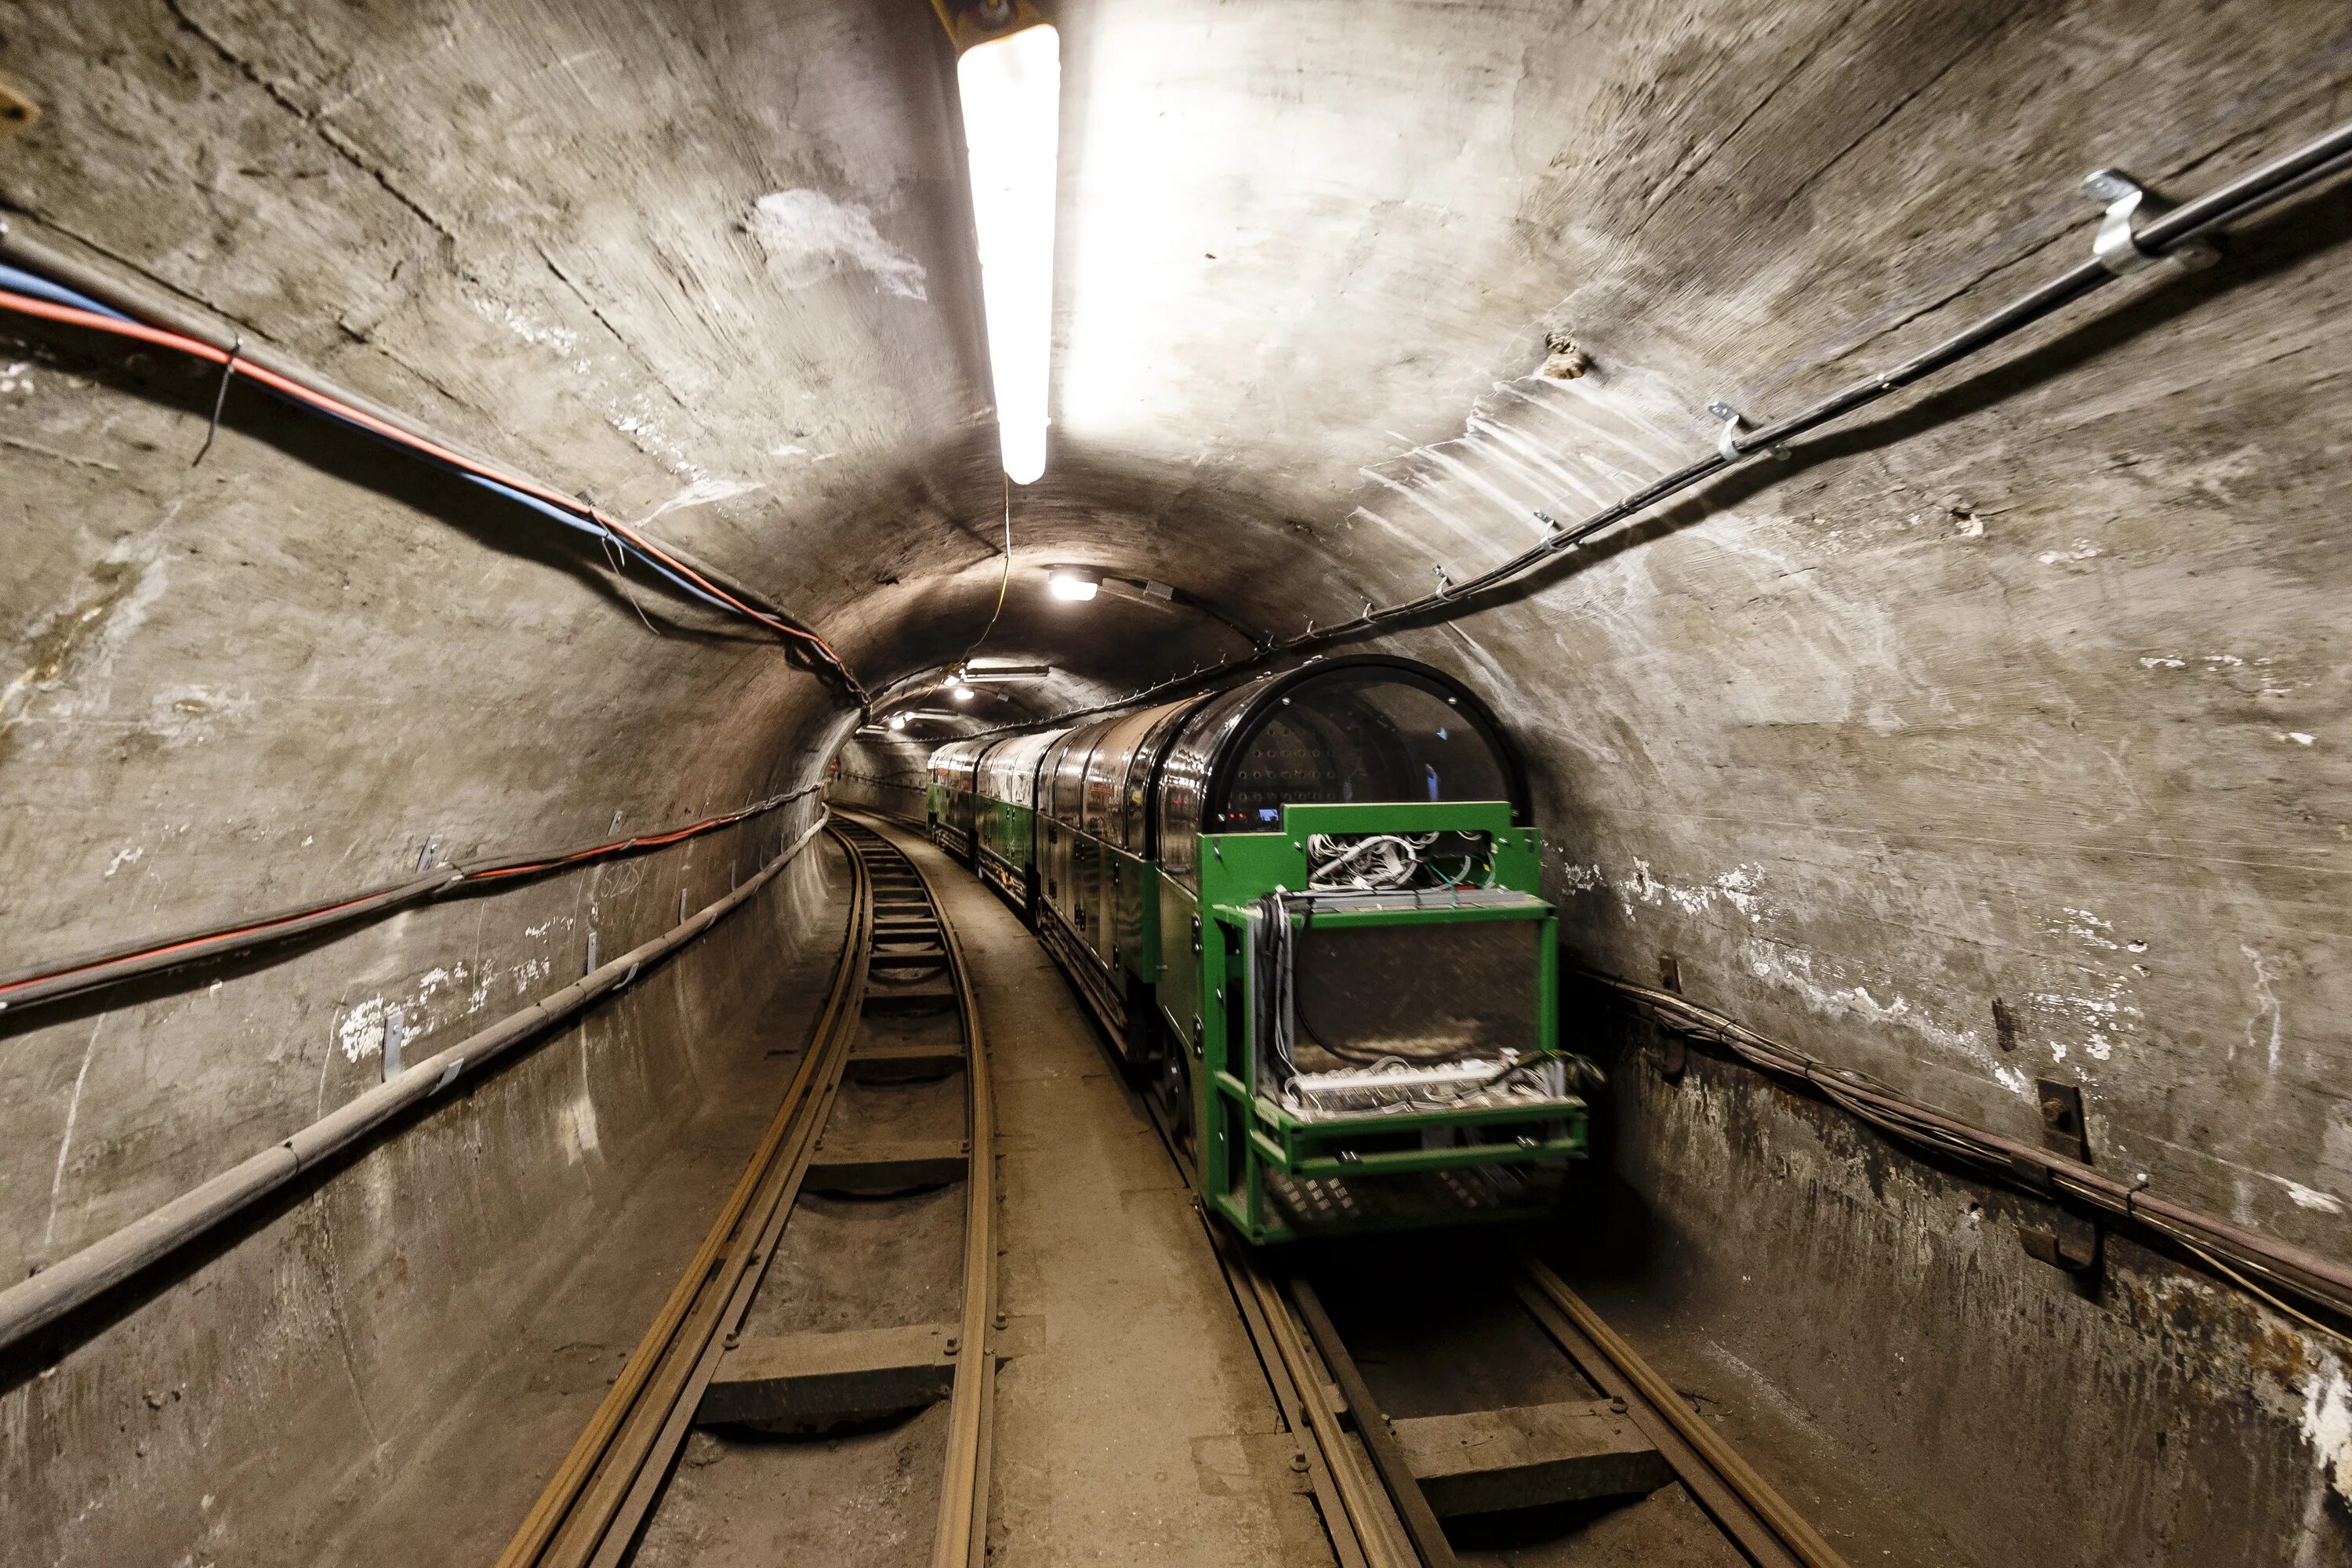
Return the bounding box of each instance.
[1584,969,2352,1348]
[953,116,2352,741]
[0,220,867,706]
[0,807,833,1356]
[0,783,827,1019]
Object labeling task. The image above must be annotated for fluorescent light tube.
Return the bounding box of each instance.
[958,24,1059,485]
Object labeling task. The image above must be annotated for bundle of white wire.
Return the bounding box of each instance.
[1283,1053,1563,1119]
[1306,831,1439,891]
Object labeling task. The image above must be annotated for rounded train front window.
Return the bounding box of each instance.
[1211,670,1512,829]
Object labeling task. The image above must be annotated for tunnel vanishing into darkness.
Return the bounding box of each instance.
[3,2,2351,1563]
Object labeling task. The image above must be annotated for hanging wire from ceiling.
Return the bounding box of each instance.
[945,470,1015,686]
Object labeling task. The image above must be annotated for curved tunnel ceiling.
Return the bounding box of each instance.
[6,2,2352,1560]
[5,0,2350,1295]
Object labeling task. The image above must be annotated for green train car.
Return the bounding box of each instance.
[926,655,1585,1243]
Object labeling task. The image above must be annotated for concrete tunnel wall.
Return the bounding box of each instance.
[1,0,2348,1562]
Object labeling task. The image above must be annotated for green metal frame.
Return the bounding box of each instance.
[1015,795,1586,1244]
[1178,801,1586,1243]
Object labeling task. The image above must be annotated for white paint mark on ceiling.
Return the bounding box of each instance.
[1619,858,1767,924]
[338,996,390,1062]
[2243,945,2285,1072]
[470,295,581,357]
[2302,1369,2352,1503]
[746,190,928,301]
[2276,1178,2344,1215]
[636,476,764,528]
[2028,979,2137,1062]
[559,1092,601,1164]
[1737,938,2027,1095]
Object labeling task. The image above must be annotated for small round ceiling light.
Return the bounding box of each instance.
[887,713,908,731]
[952,684,975,701]
[1047,564,1102,601]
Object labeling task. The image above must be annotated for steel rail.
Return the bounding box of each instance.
[887,814,1003,1568]
[498,822,874,1568]
[1208,1229,1383,1568]
[1287,1275,1460,1568]
[0,811,830,1359]
[1228,1240,1414,1568]
[1514,1255,1847,1568]
[501,815,1000,1568]
[1126,1057,1408,1564]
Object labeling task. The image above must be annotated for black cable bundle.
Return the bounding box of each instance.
[1252,891,1301,1091]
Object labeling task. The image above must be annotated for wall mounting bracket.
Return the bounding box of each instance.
[2084,168,2219,275]
[1708,401,1788,463]
[2020,1079,2102,1277]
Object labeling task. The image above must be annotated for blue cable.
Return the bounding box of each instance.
[456,472,605,539]
[455,473,746,617]
[0,262,136,322]
[4,258,762,630]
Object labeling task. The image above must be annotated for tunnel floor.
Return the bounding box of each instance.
[250,811,1933,1566]
[663,818,1914,1568]
[910,821,1330,1565]
[209,809,1945,1566]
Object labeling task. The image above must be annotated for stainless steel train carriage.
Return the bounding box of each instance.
[929,655,1588,1243]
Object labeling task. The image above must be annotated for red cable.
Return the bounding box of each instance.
[0,796,806,1005]
[0,288,863,695]
[461,809,761,881]
[0,887,412,999]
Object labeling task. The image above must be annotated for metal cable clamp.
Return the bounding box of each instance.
[1708,401,1788,463]
[2084,168,2218,274]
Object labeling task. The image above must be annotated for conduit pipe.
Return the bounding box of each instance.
[0,216,867,704]
[1584,967,2352,1337]
[968,115,2352,739]
[0,783,824,1018]
[0,810,829,1356]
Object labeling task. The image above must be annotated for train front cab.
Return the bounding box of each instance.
[1152,658,1588,1243]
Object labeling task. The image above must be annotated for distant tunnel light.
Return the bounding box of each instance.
[958,24,1060,485]
[1047,564,1100,601]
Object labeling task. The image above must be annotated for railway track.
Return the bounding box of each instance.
[497,813,997,1568]
[1127,1000,1849,1568]
[492,805,1846,1566]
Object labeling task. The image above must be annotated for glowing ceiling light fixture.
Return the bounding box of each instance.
[952,683,976,702]
[888,713,908,731]
[1047,564,1101,601]
[956,20,1060,485]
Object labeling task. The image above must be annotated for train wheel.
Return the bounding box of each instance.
[1119,985,1157,1087]
[1157,1038,1194,1162]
